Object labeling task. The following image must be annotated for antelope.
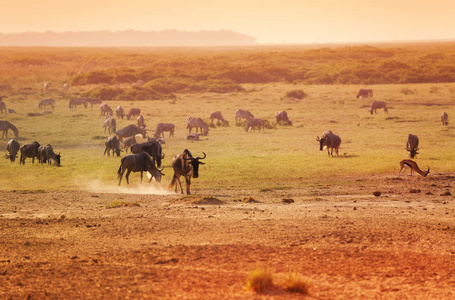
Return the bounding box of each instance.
[399,159,430,177]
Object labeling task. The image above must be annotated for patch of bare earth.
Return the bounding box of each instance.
[1,174,455,299]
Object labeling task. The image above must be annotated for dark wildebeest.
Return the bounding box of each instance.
[0,120,19,139]
[5,139,20,162]
[104,136,121,157]
[127,108,141,120]
[117,152,164,185]
[235,109,254,122]
[100,103,113,116]
[38,98,55,110]
[116,106,124,119]
[155,123,175,138]
[38,144,61,166]
[20,142,40,165]
[168,150,206,195]
[369,101,388,115]
[441,112,449,126]
[406,134,419,159]
[186,117,209,135]
[103,116,117,134]
[210,111,227,125]
[316,131,342,157]
[0,101,7,114]
[130,140,164,168]
[137,115,146,129]
[69,97,88,109]
[275,111,292,126]
[399,159,430,177]
[86,98,102,108]
[356,89,373,99]
[245,118,264,132]
[116,124,147,142]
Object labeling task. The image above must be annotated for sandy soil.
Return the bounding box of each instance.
[1,173,455,299]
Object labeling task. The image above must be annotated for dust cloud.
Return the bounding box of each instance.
[84,179,174,195]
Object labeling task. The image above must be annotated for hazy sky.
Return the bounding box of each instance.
[1,0,455,44]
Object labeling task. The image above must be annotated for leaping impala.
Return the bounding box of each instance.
[399,159,430,177]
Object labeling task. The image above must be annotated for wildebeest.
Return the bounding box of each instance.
[86,98,102,108]
[245,118,264,132]
[127,108,141,120]
[116,106,124,119]
[103,116,117,134]
[275,111,292,126]
[210,111,227,125]
[104,136,121,157]
[235,109,254,122]
[69,97,88,109]
[38,98,55,110]
[19,142,40,165]
[0,101,6,114]
[316,130,342,157]
[168,149,206,195]
[137,115,146,129]
[116,124,147,141]
[100,103,113,116]
[155,123,175,138]
[406,134,419,158]
[38,144,61,166]
[399,159,429,177]
[369,101,388,115]
[0,120,19,139]
[5,139,20,162]
[441,112,449,126]
[117,152,164,185]
[122,136,137,153]
[130,140,164,168]
[356,89,373,99]
[186,117,209,135]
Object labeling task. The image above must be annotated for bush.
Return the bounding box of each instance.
[246,268,274,293]
[285,89,306,99]
[283,272,310,294]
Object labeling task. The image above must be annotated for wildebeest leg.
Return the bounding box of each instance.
[140,171,143,183]
[125,169,132,184]
[184,175,192,195]
[175,176,184,194]
[118,167,126,185]
[104,147,108,156]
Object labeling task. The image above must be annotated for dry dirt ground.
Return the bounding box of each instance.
[1,173,455,299]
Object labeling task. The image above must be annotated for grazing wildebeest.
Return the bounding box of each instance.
[210,111,226,125]
[87,98,102,108]
[369,101,388,115]
[0,101,7,114]
[117,152,164,185]
[127,108,141,120]
[0,120,19,139]
[122,136,137,153]
[155,123,175,138]
[275,111,292,126]
[5,139,20,162]
[316,131,342,157]
[38,98,55,110]
[63,83,69,92]
[104,136,121,157]
[100,103,113,116]
[116,106,124,119]
[137,115,146,129]
[69,97,88,109]
[245,118,264,132]
[186,117,209,135]
[103,116,117,134]
[130,141,164,168]
[168,150,206,195]
[116,124,147,141]
[356,89,373,99]
[399,159,429,177]
[38,144,61,166]
[235,109,254,122]
[20,142,40,165]
[441,112,449,126]
[406,134,419,159]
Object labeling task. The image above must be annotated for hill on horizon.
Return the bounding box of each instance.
[0,29,256,47]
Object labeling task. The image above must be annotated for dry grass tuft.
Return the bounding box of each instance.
[282,272,310,294]
[246,268,274,293]
[106,201,140,209]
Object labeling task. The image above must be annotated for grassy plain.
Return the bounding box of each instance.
[1,80,454,192]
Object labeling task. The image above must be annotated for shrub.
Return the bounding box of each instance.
[246,268,274,293]
[282,272,310,294]
[285,89,306,99]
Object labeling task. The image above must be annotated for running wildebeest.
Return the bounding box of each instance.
[116,106,124,119]
[100,103,113,116]
[369,101,388,115]
[127,108,141,120]
[168,149,206,195]
[316,131,342,157]
[441,112,449,126]
[356,89,373,99]
[245,118,264,132]
[38,144,61,166]
[19,142,40,165]
[186,117,209,135]
[130,140,164,168]
[116,124,147,141]
[38,98,55,110]
[235,109,254,122]
[103,116,117,134]
[275,111,292,126]
[155,123,175,138]
[117,152,164,185]
[399,159,429,177]
[5,139,20,162]
[104,136,121,157]
[406,134,419,159]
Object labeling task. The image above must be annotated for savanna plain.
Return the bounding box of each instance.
[0,45,455,299]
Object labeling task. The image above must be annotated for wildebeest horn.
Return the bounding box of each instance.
[316,136,320,141]
[161,153,165,159]
[196,152,206,160]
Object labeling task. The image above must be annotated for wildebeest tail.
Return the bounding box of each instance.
[168,174,178,189]
[117,157,125,177]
